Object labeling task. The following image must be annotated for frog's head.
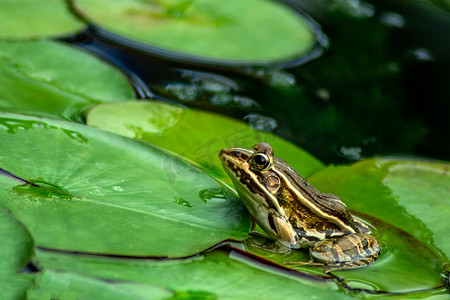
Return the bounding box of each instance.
[219,143,298,246]
[219,143,277,209]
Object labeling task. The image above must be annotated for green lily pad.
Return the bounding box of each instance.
[0,113,249,257]
[0,206,33,275]
[33,248,352,299]
[73,0,315,64]
[0,205,35,299]
[28,270,172,300]
[0,40,134,121]
[86,101,324,185]
[308,159,450,265]
[0,0,84,40]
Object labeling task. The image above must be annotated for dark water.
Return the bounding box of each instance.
[66,0,450,164]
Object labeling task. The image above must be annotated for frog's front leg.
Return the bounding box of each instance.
[310,233,381,272]
[245,231,294,254]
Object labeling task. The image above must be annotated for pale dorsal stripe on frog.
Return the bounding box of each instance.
[270,165,357,235]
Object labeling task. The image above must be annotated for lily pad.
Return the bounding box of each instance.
[33,248,352,299]
[73,0,316,64]
[0,40,134,121]
[0,206,33,275]
[0,0,84,40]
[86,101,324,185]
[0,113,249,257]
[0,205,35,299]
[307,159,450,270]
[28,270,172,300]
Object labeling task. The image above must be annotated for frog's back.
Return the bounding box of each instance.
[272,157,360,235]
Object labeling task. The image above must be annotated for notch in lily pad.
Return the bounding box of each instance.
[13,178,75,201]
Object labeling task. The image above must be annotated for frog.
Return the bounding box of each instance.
[219,142,381,272]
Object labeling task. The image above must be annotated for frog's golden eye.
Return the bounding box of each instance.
[251,153,271,170]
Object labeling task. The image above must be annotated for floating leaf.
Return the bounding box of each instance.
[0,205,35,299]
[0,40,134,121]
[73,0,316,64]
[28,270,171,300]
[382,161,450,262]
[87,101,324,185]
[0,113,249,257]
[0,206,33,275]
[0,0,84,40]
[33,248,352,299]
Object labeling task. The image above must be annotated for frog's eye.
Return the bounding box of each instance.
[251,153,270,170]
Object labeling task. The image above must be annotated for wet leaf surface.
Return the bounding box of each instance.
[0,113,249,257]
